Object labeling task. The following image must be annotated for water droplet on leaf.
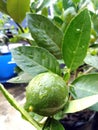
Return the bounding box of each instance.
[82,45,85,48]
[73,51,76,54]
[76,28,81,32]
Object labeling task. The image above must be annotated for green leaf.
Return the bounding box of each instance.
[37,0,50,12]
[11,46,61,77]
[18,33,36,46]
[0,84,42,130]
[53,1,62,16]
[63,0,74,10]
[8,72,32,83]
[41,7,48,17]
[7,0,30,23]
[42,117,51,130]
[19,33,34,41]
[27,13,63,59]
[50,118,64,130]
[53,16,63,27]
[84,53,98,69]
[63,0,69,9]
[64,95,98,113]
[72,0,80,4]
[72,74,98,111]
[0,0,8,14]
[43,118,64,130]
[62,8,91,71]
[29,112,44,123]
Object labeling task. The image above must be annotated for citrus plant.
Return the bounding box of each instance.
[1,0,98,130]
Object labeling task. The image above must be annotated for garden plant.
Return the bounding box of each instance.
[1,0,98,130]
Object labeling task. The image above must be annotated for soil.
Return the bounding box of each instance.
[60,110,97,130]
[92,112,98,130]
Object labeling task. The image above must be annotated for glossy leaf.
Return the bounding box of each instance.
[63,0,74,9]
[64,94,98,113]
[19,33,34,41]
[72,74,98,111]
[0,84,42,130]
[7,0,30,23]
[11,46,61,77]
[62,8,91,71]
[43,118,64,130]
[27,13,63,59]
[8,72,32,83]
[50,119,64,130]
[63,0,69,9]
[37,0,50,12]
[84,53,98,69]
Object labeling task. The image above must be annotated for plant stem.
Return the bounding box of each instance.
[16,22,24,33]
[84,67,94,74]
[16,22,32,45]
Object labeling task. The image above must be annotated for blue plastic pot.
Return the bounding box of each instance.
[0,52,17,83]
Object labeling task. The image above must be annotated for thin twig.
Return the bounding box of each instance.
[16,22,24,33]
[84,67,94,74]
[16,23,32,45]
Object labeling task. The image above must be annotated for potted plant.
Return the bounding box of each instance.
[1,0,98,130]
[0,0,31,83]
[0,34,17,83]
[0,33,24,83]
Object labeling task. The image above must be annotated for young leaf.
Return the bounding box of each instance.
[64,95,98,113]
[62,8,91,71]
[72,0,80,4]
[0,84,42,130]
[63,0,74,10]
[84,53,98,69]
[11,46,61,77]
[27,13,63,59]
[7,0,30,23]
[19,33,34,41]
[72,74,98,111]
[37,0,50,12]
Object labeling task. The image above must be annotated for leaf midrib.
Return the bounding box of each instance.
[70,12,86,70]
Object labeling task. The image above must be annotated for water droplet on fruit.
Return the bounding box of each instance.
[39,90,47,99]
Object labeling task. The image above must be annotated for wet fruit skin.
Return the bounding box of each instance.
[24,72,68,116]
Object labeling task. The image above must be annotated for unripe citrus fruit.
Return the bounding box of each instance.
[24,72,68,116]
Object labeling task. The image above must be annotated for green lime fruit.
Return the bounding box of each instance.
[24,72,68,116]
